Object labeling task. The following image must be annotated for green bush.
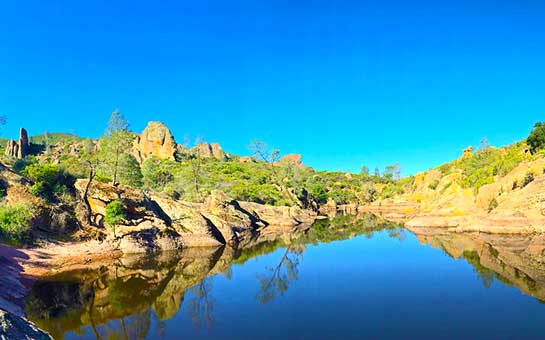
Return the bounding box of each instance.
[21,163,73,202]
[0,203,35,245]
[527,122,545,154]
[12,156,36,174]
[488,198,499,213]
[104,200,126,227]
[512,180,519,190]
[522,172,535,188]
[428,180,440,190]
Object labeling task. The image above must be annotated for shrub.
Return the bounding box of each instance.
[21,163,73,202]
[512,180,518,190]
[428,180,440,190]
[0,203,35,245]
[522,172,535,188]
[0,178,7,199]
[104,200,126,227]
[488,198,499,213]
[527,122,545,154]
[12,157,36,174]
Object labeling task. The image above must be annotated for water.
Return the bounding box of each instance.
[24,215,545,339]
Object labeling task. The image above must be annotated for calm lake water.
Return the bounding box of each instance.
[25,215,545,339]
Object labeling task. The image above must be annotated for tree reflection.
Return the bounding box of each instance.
[387,227,407,242]
[256,245,304,304]
[463,250,496,289]
[187,278,215,329]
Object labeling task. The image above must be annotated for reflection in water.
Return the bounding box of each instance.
[187,278,214,329]
[24,214,400,339]
[256,246,304,305]
[408,227,545,301]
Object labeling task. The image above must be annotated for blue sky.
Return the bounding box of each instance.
[1,0,545,175]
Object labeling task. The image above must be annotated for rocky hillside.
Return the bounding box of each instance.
[376,141,545,233]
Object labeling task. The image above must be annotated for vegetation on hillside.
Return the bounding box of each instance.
[436,140,532,192]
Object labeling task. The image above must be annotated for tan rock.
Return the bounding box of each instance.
[462,146,473,159]
[134,121,177,162]
[192,142,226,160]
[275,154,304,168]
[4,128,29,159]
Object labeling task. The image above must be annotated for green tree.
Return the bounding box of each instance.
[99,110,138,186]
[22,163,72,202]
[384,163,401,181]
[0,203,34,245]
[104,200,126,237]
[527,122,545,154]
[360,166,369,176]
[141,157,174,190]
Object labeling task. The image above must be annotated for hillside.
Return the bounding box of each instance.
[2,115,545,251]
[375,137,545,233]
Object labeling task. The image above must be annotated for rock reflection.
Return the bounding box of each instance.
[24,214,400,339]
[408,227,545,300]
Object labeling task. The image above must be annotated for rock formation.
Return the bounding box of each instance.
[73,180,317,252]
[133,122,177,163]
[4,128,29,159]
[275,154,305,168]
[462,146,473,159]
[192,142,226,160]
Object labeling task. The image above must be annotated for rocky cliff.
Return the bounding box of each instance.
[192,142,226,160]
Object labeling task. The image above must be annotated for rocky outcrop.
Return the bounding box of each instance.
[200,190,266,246]
[4,128,30,159]
[192,142,226,160]
[74,180,317,251]
[150,194,224,247]
[0,309,52,340]
[239,201,317,227]
[134,122,177,163]
[275,154,305,168]
[462,146,473,159]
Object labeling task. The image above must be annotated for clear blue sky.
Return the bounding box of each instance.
[1,0,545,175]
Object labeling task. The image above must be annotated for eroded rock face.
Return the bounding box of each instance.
[151,194,224,247]
[239,201,317,227]
[200,190,264,246]
[4,128,30,159]
[276,154,304,168]
[134,122,177,163]
[192,142,226,160]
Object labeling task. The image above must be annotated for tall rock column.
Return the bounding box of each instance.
[4,128,30,159]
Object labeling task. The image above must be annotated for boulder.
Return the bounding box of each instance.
[151,194,224,246]
[4,128,30,159]
[134,122,177,162]
[200,191,263,245]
